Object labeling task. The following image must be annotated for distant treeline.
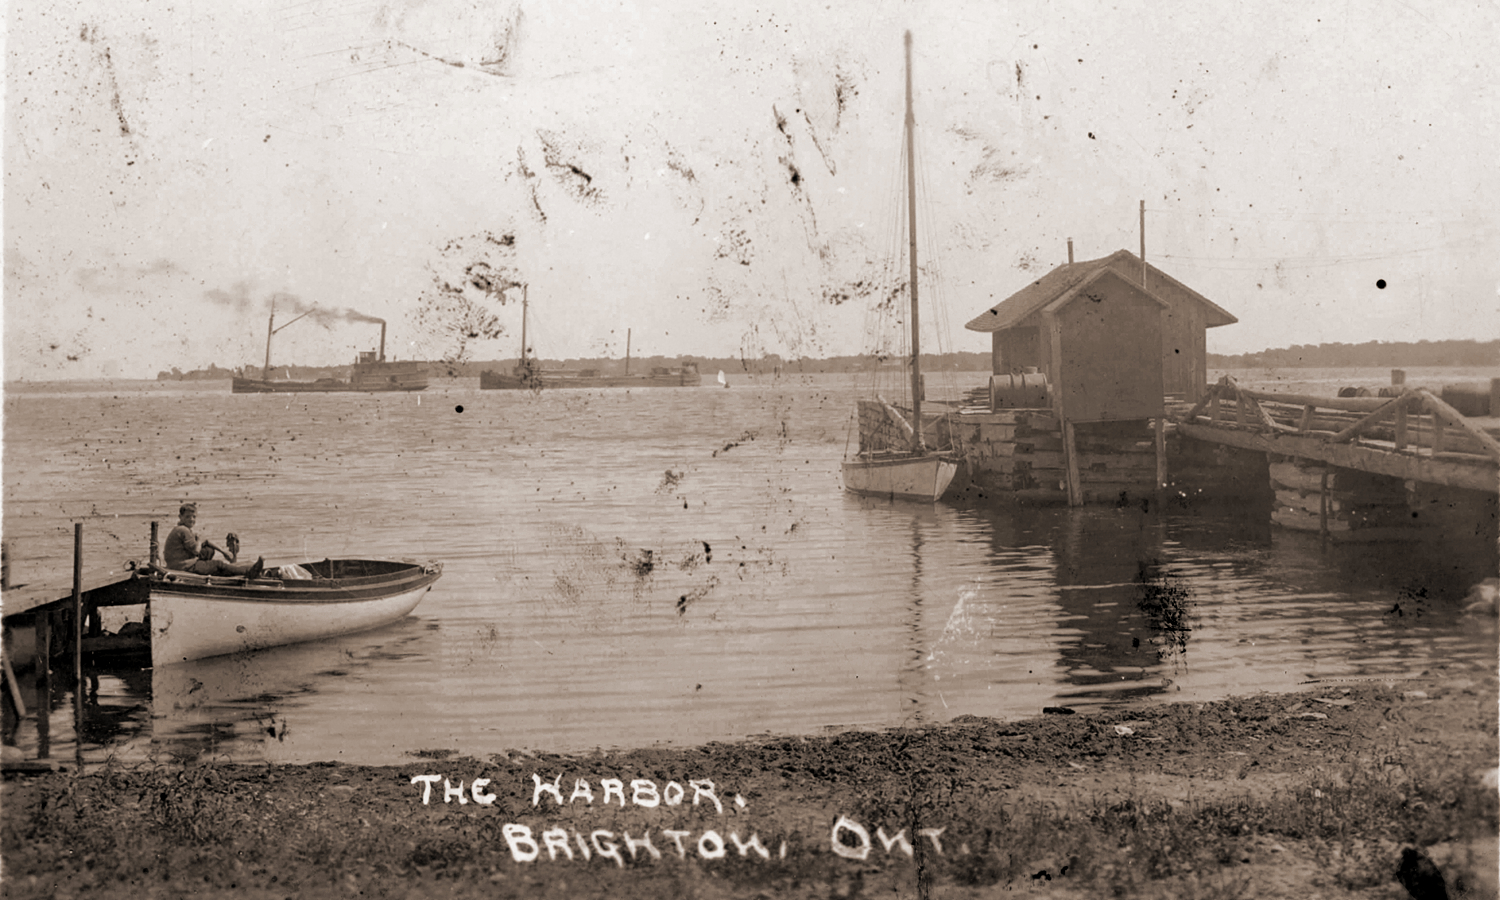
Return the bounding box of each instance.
[156,363,241,381]
[160,352,996,380]
[158,341,1499,381]
[1209,340,1500,369]
[158,363,345,381]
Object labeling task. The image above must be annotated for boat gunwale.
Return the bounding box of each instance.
[843,452,960,470]
[146,560,441,604]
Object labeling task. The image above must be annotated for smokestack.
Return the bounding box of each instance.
[1067,238,1074,264]
[379,320,386,362]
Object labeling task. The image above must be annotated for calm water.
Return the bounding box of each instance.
[3,369,1496,765]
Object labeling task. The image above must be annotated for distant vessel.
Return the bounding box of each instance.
[841,31,958,503]
[479,363,703,390]
[479,290,703,390]
[231,304,427,393]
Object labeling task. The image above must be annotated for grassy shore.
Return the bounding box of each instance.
[4,665,1496,899]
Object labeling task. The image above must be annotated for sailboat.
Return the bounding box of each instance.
[841,31,959,503]
[477,285,544,390]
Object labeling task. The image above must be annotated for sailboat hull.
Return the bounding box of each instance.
[842,454,959,502]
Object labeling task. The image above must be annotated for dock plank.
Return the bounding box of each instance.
[2,572,146,619]
[1175,421,1499,493]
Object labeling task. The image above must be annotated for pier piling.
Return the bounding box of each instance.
[34,612,50,759]
[72,524,82,686]
[1155,416,1167,489]
[72,523,84,763]
[2,653,23,718]
[1392,370,1407,449]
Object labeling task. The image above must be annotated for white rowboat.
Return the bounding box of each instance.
[147,559,442,666]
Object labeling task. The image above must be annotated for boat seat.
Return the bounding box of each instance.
[159,571,275,588]
[157,570,211,585]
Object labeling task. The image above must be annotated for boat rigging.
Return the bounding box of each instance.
[841,31,959,502]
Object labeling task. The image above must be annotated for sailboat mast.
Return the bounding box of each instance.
[904,30,924,452]
[520,285,529,365]
[263,298,276,381]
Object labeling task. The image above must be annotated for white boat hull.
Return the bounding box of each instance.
[148,561,440,666]
[842,454,959,502]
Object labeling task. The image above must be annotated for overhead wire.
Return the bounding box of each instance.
[859,99,911,409]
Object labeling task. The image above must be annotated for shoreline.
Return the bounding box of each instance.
[4,665,1496,899]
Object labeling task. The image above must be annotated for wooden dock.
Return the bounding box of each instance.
[2,526,154,764]
[3,572,150,622]
[1170,376,1500,495]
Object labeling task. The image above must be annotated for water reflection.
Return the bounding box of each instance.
[77,668,152,750]
[15,617,437,765]
[1051,507,1175,699]
[147,618,432,762]
[898,516,932,726]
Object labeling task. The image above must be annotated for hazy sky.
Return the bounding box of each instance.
[5,0,1497,380]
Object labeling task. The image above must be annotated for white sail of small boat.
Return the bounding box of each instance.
[717,369,728,388]
[842,31,958,503]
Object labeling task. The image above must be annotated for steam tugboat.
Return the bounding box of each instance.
[231,306,428,393]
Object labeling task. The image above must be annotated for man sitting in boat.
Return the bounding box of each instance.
[164,503,265,579]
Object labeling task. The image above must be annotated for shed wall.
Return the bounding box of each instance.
[1050,278,1164,423]
[992,326,1045,374]
[1146,275,1209,401]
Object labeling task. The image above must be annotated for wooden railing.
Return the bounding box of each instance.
[1181,375,1500,463]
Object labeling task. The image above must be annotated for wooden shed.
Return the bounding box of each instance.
[964,250,1237,405]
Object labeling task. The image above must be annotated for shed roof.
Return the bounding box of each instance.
[964,250,1238,333]
[1040,266,1169,318]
